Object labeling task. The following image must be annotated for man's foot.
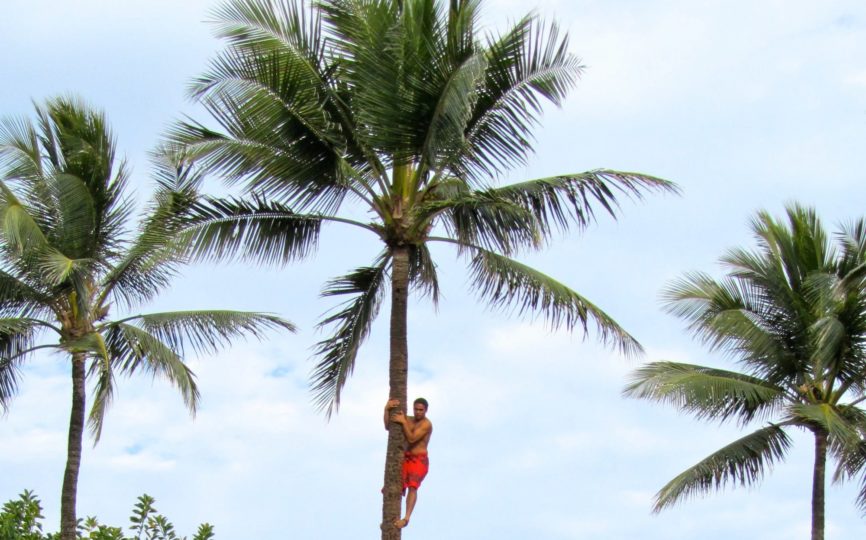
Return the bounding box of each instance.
[394,518,409,529]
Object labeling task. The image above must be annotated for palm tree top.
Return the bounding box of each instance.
[167,0,679,417]
[625,203,866,528]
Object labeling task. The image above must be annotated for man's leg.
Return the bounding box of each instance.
[395,488,417,529]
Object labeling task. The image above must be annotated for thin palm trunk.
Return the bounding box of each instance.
[60,352,86,540]
[811,427,828,540]
[381,246,410,539]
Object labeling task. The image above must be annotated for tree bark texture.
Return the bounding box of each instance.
[811,427,828,540]
[60,353,86,540]
[381,246,409,540]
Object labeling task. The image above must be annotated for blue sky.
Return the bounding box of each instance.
[2,1,866,539]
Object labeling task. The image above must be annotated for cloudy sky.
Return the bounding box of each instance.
[2,0,866,538]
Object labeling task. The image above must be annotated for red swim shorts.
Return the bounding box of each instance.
[402,452,429,493]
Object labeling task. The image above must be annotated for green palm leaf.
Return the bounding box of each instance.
[653,424,792,512]
[460,15,579,179]
[311,253,388,417]
[624,362,785,424]
[424,185,538,255]
[0,114,44,180]
[489,170,679,238]
[96,323,202,437]
[463,245,640,354]
[0,318,51,409]
[0,183,48,252]
[408,243,439,303]
[0,270,50,317]
[177,196,323,265]
[114,310,295,358]
[788,403,862,448]
[100,154,203,308]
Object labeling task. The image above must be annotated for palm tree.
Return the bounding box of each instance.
[624,204,866,540]
[0,96,296,540]
[167,0,676,536]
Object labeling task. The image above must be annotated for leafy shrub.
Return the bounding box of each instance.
[0,492,213,540]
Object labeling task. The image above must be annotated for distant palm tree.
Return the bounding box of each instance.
[625,204,866,540]
[0,97,296,540]
[168,0,676,536]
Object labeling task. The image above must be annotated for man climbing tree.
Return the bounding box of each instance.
[384,398,433,530]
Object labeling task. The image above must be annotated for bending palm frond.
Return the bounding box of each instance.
[0,270,50,317]
[0,183,49,252]
[654,424,792,512]
[489,170,678,239]
[100,156,204,308]
[423,187,538,255]
[408,243,439,304]
[623,362,785,425]
[0,318,52,408]
[459,244,640,354]
[788,403,863,448]
[662,272,797,380]
[312,254,388,417]
[0,116,44,180]
[462,15,580,180]
[177,196,323,265]
[112,310,295,358]
[99,323,199,430]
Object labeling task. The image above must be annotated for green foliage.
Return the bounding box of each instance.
[0,493,213,540]
[0,490,45,540]
[169,0,678,416]
[626,204,866,525]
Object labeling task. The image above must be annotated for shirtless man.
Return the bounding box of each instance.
[384,397,433,530]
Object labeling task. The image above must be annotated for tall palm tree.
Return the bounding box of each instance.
[167,0,676,536]
[0,96,296,540]
[624,204,866,540]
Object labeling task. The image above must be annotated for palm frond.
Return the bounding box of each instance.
[624,362,785,425]
[40,96,133,254]
[208,0,325,61]
[460,15,581,179]
[837,218,866,275]
[100,154,204,308]
[662,272,798,382]
[0,182,48,252]
[0,270,50,317]
[420,51,487,174]
[0,318,48,410]
[0,114,44,180]
[422,184,538,254]
[177,196,322,266]
[787,403,863,448]
[408,243,439,304]
[653,424,792,512]
[830,404,866,477]
[463,245,641,354]
[35,249,93,288]
[102,322,200,416]
[0,353,22,410]
[115,310,295,358]
[311,252,388,417]
[44,173,97,259]
[488,170,678,239]
[85,351,116,443]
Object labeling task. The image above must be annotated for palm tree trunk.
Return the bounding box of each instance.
[381,245,409,540]
[811,427,828,540]
[60,352,86,540]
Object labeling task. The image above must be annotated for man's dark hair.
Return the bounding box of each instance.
[413,397,429,410]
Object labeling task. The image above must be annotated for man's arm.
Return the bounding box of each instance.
[397,417,431,444]
[384,399,399,430]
